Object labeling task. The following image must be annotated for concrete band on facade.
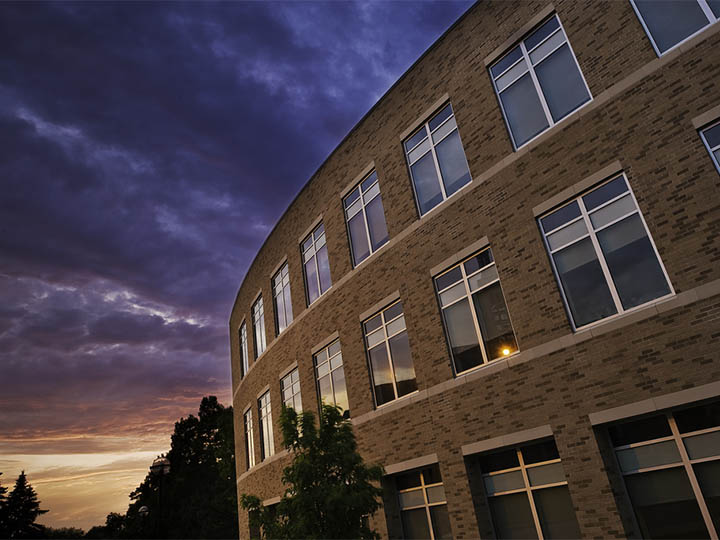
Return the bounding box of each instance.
[229,1,720,538]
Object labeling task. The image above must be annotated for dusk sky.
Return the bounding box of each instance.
[0,0,472,531]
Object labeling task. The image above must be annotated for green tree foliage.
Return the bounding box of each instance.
[241,404,384,539]
[4,471,48,539]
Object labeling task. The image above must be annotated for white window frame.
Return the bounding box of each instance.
[301,223,331,305]
[244,408,255,469]
[272,263,293,335]
[240,321,249,378]
[700,119,720,174]
[343,170,389,267]
[403,102,472,217]
[539,173,674,331]
[258,391,274,461]
[314,339,347,412]
[252,296,266,358]
[489,14,592,150]
[629,0,719,57]
[280,368,302,412]
[396,466,449,540]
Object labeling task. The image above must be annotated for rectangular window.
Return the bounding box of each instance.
[240,322,249,378]
[479,439,581,539]
[701,120,720,174]
[314,339,349,413]
[258,391,274,461]
[280,368,302,412]
[252,296,266,358]
[272,263,293,335]
[302,223,332,305]
[489,14,591,149]
[434,247,518,375]
[630,0,719,56]
[244,409,255,470]
[539,173,672,329]
[395,464,452,540]
[608,402,720,538]
[344,170,390,266]
[403,103,472,216]
[363,301,418,407]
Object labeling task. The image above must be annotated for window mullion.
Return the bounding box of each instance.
[361,196,373,257]
[517,449,545,540]
[521,41,553,128]
[428,124,448,201]
[697,0,716,22]
[463,266,489,366]
[383,315,400,400]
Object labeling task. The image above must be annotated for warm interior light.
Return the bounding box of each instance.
[502,348,510,356]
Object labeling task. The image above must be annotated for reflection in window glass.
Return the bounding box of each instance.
[258,391,274,461]
[396,465,452,540]
[280,368,302,412]
[701,120,720,174]
[343,171,390,266]
[244,409,255,469]
[272,263,293,335]
[302,223,332,305]
[240,322,249,378]
[252,296,266,358]
[314,340,349,413]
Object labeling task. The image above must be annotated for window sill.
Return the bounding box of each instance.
[514,97,594,152]
[374,389,420,411]
[417,179,475,222]
[572,292,676,334]
[237,449,290,482]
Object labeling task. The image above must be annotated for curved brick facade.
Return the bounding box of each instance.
[230,2,720,538]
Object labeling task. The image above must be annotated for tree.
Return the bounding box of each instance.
[5,471,48,539]
[0,472,9,538]
[241,404,384,539]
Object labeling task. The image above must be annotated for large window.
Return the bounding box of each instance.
[240,322,249,378]
[314,339,349,413]
[272,263,293,335]
[489,14,591,149]
[395,464,452,540]
[244,408,255,470]
[302,223,332,305]
[258,391,274,461]
[280,368,302,412]
[252,296,266,358]
[539,173,672,329]
[344,170,390,266]
[630,0,719,56]
[701,120,720,174]
[403,103,472,216]
[609,402,720,538]
[479,439,581,539]
[363,301,417,407]
[434,247,518,375]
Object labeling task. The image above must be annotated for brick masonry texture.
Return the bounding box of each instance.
[229,1,720,537]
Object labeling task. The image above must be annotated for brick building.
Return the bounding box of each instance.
[229,1,720,537]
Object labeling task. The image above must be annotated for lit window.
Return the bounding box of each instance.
[701,120,720,174]
[258,391,274,461]
[302,223,332,305]
[244,409,255,469]
[281,368,302,413]
[489,14,591,149]
[363,301,417,407]
[240,322,249,378]
[479,440,581,539]
[608,402,720,538]
[403,103,472,216]
[344,171,390,266]
[395,464,452,540]
[539,173,672,329]
[314,339,348,413]
[252,296,266,358]
[630,0,719,56]
[272,263,293,335]
[434,247,518,375]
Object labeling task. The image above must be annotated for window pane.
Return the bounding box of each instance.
[344,187,360,207]
[634,0,710,54]
[582,175,628,211]
[495,58,529,92]
[529,28,565,64]
[683,431,720,460]
[405,128,427,153]
[440,281,467,307]
[429,505,453,540]
[705,123,720,148]
[283,285,293,326]
[331,367,349,412]
[305,259,319,304]
[318,374,332,405]
[709,0,720,18]
[471,282,518,360]
[364,314,382,334]
[396,472,422,491]
[422,464,443,485]
[534,44,590,122]
[694,460,720,531]
[429,104,453,131]
[361,171,378,192]
[484,470,525,494]
[443,298,484,373]
[467,264,499,293]
[435,129,472,197]
[365,195,389,251]
[479,449,519,473]
[488,493,539,539]
[522,440,560,464]
[369,344,395,406]
[411,152,443,214]
[500,73,549,147]
[616,440,681,472]
[399,490,425,509]
[384,301,404,322]
[435,266,463,291]
[431,116,457,144]
[541,201,581,233]
[546,219,587,250]
[491,46,523,78]
[464,249,493,275]
[533,486,582,539]
[527,462,566,486]
[276,292,286,333]
[401,508,431,540]
[596,214,670,309]
[388,332,417,397]
[525,15,561,50]
[426,485,446,504]
[316,245,332,294]
[624,467,709,539]
[348,212,371,266]
[589,194,635,229]
[552,238,617,327]
[609,415,671,446]
[676,402,720,433]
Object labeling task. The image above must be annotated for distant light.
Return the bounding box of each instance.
[502,348,510,356]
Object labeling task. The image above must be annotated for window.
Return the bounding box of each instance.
[701,120,720,173]
[344,170,390,266]
[314,339,349,413]
[252,296,266,358]
[363,301,418,407]
[395,464,452,540]
[244,408,255,469]
[489,14,591,149]
[539,173,672,329]
[479,439,581,539]
[281,368,302,412]
[272,263,293,335]
[240,322,249,378]
[302,223,332,305]
[609,402,720,538]
[630,0,719,56]
[434,247,518,375]
[403,103,472,216]
[258,391,274,461]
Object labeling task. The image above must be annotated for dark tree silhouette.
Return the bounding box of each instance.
[4,471,48,539]
[0,472,9,538]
